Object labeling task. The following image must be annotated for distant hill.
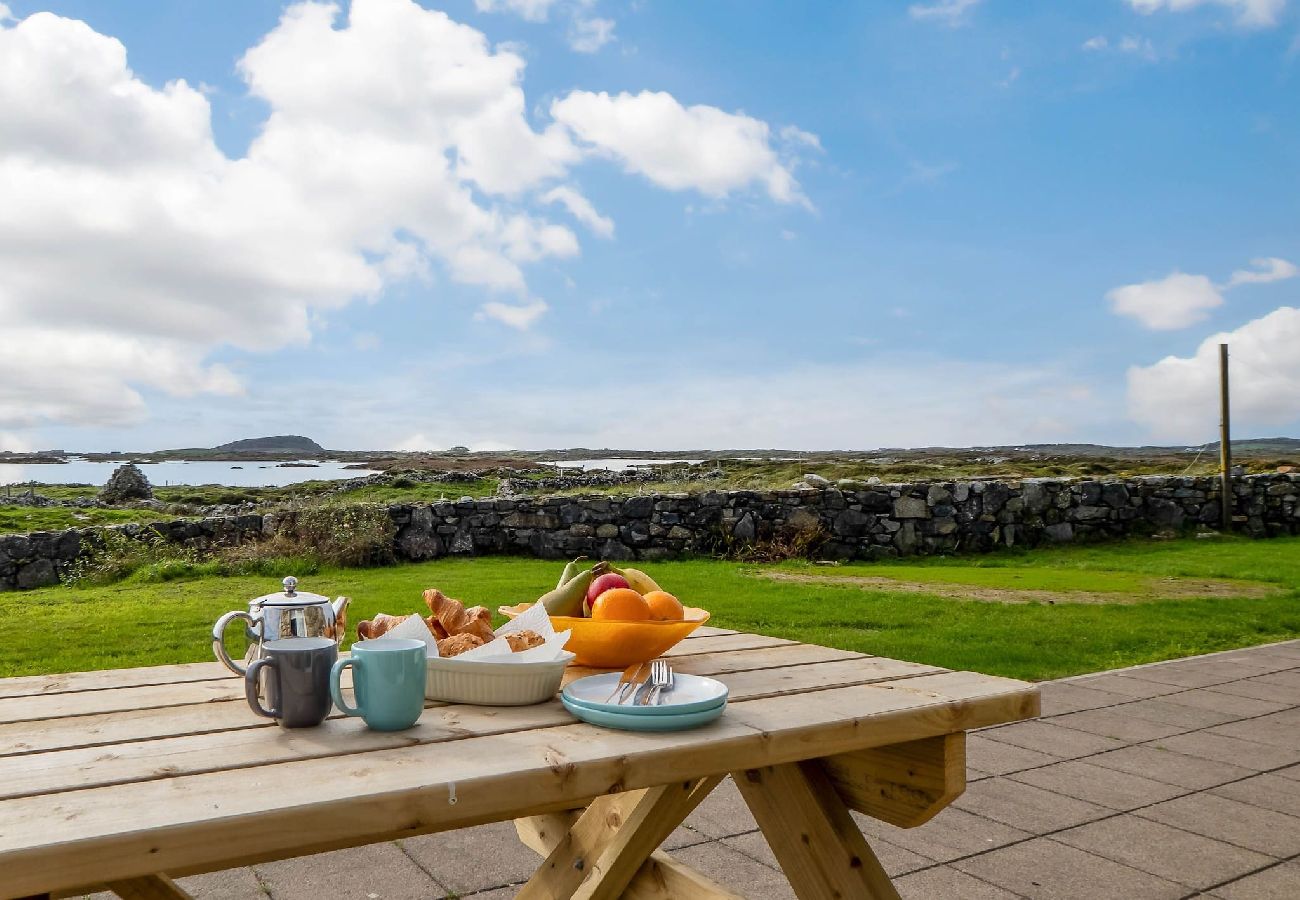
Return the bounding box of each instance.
[214,435,325,454]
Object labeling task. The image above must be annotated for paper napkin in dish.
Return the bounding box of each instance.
[374,601,571,663]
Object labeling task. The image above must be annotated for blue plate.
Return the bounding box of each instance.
[561,695,726,731]
[562,672,729,717]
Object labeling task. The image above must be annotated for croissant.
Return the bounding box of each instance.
[505,630,544,652]
[437,633,485,657]
[356,613,410,640]
[423,589,496,643]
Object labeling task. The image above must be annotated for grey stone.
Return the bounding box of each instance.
[1044,522,1074,542]
[15,558,57,589]
[893,496,929,518]
[801,473,831,487]
[732,512,756,542]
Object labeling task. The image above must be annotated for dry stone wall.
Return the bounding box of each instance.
[2,474,1296,590]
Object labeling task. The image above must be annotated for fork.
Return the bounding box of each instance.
[604,662,647,704]
[638,660,673,706]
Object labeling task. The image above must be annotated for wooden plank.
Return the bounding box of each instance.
[0,624,739,702]
[0,662,230,700]
[685,626,737,638]
[734,761,900,900]
[105,874,194,900]
[0,679,247,725]
[623,853,746,900]
[662,632,795,656]
[0,644,845,728]
[0,657,942,801]
[0,673,1036,896]
[0,647,903,761]
[515,802,743,900]
[820,733,965,828]
[518,776,721,900]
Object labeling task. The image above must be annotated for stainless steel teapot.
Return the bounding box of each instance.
[213,576,351,675]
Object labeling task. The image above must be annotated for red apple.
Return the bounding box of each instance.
[586,572,630,606]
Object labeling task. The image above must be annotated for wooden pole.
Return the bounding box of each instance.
[1219,343,1232,531]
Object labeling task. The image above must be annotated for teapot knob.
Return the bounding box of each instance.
[282,575,298,596]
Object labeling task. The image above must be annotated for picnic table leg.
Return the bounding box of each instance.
[515,775,743,899]
[105,874,195,900]
[734,762,902,900]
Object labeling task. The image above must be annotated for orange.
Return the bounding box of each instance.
[590,588,651,621]
[643,590,684,621]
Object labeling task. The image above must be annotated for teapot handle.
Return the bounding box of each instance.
[213,610,260,675]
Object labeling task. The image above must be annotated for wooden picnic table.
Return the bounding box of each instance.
[0,627,1037,900]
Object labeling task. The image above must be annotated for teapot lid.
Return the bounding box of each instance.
[253,576,331,607]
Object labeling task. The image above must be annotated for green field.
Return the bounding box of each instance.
[2,536,1296,681]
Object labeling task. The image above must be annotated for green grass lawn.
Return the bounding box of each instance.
[1,536,1296,681]
[0,505,175,533]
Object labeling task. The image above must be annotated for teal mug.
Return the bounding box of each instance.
[330,638,426,731]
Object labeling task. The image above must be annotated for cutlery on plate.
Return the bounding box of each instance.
[639,659,673,706]
[604,662,647,704]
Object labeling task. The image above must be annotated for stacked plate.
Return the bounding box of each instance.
[561,672,728,732]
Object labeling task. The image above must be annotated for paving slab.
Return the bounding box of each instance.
[952,777,1111,832]
[951,837,1187,899]
[1068,673,1186,699]
[1210,773,1300,818]
[670,841,797,900]
[1156,687,1292,719]
[1210,677,1300,704]
[1116,696,1241,728]
[965,732,1065,775]
[1207,711,1300,749]
[1052,813,1273,890]
[1047,706,1189,742]
[976,720,1126,759]
[399,821,538,895]
[722,828,933,878]
[1073,743,1257,789]
[1210,861,1300,899]
[683,774,759,839]
[1036,681,1135,715]
[894,864,1024,899]
[1136,793,1300,858]
[1149,730,1300,770]
[1121,661,1282,689]
[1007,759,1188,811]
[854,805,1033,863]
[254,843,445,900]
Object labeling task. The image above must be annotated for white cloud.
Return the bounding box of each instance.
[1083,35,1110,50]
[1118,35,1159,59]
[1226,256,1298,287]
[551,90,813,205]
[353,332,382,351]
[0,4,12,22]
[569,16,615,53]
[779,125,823,152]
[0,0,802,434]
[1127,306,1300,440]
[540,185,614,237]
[473,0,561,23]
[477,298,549,329]
[1107,272,1224,330]
[908,0,982,26]
[1126,0,1287,28]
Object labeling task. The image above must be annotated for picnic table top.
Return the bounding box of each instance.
[0,626,1038,898]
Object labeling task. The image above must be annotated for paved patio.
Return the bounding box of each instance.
[92,640,1300,899]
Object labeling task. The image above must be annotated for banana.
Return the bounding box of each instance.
[536,567,594,617]
[610,565,661,595]
[555,556,589,590]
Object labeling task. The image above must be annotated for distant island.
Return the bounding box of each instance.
[214,435,325,454]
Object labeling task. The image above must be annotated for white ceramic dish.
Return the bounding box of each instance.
[425,651,575,706]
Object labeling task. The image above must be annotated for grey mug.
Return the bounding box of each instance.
[245,636,338,728]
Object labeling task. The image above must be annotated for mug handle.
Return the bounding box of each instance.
[330,657,362,717]
[214,610,261,675]
[245,658,280,719]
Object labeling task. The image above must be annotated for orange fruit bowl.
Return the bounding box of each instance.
[497,603,710,669]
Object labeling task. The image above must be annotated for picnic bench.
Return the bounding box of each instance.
[0,626,1038,899]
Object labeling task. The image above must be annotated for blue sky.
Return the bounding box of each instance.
[1,0,1297,452]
